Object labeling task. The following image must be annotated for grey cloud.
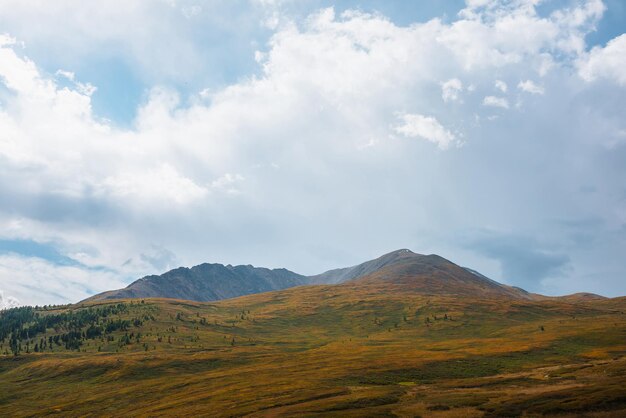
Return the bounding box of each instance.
[138,246,179,272]
[462,232,571,292]
[578,185,597,194]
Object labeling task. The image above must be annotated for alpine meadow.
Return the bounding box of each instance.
[1,1,626,417]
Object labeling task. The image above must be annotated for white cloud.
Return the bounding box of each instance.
[210,173,245,195]
[483,95,509,109]
[0,2,212,83]
[441,78,463,103]
[0,254,126,306]
[518,79,545,94]
[578,34,626,86]
[395,113,456,150]
[0,290,20,310]
[0,1,625,302]
[55,69,97,96]
[0,33,16,46]
[0,41,53,97]
[181,5,202,19]
[55,69,75,81]
[99,164,209,205]
[495,79,507,93]
[451,0,606,71]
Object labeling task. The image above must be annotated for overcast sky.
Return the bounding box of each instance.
[0,0,625,307]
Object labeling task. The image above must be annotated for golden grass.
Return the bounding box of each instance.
[0,283,625,417]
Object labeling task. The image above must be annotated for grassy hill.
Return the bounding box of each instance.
[1,282,625,417]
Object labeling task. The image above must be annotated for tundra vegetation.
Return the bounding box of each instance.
[0,283,625,417]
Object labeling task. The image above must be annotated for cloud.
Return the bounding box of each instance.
[0,2,211,84]
[128,245,179,273]
[442,0,605,70]
[463,232,571,291]
[0,1,625,303]
[0,239,79,266]
[441,78,463,103]
[0,290,20,310]
[99,164,209,205]
[0,33,15,46]
[55,69,75,81]
[210,173,245,195]
[518,79,545,95]
[578,34,626,86]
[55,69,98,97]
[482,95,509,109]
[0,254,127,306]
[395,113,457,150]
[495,79,507,93]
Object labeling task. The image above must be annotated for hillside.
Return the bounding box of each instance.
[1,281,625,417]
[85,263,307,302]
[333,250,532,300]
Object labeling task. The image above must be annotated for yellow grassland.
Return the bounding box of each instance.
[1,283,625,417]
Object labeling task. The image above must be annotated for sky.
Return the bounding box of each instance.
[0,0,625,307]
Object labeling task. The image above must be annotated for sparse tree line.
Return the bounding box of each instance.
[371,309,454,330]
[423,313,452,325]
[0,303,154,356]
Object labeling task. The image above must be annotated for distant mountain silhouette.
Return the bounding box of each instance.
[86,249,599,303]
[84,263,307,302]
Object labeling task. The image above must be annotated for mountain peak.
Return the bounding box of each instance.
[310,249,532,300]
[389,248,414,255]
[309,248,426,285]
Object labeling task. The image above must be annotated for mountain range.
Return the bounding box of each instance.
[85,249,596,303]
[4,249,623,417]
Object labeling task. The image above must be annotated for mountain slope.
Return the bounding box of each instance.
[2,282,625,417]
[85,263,307,302]
[308,249,418,284]
[314,249,532,299]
